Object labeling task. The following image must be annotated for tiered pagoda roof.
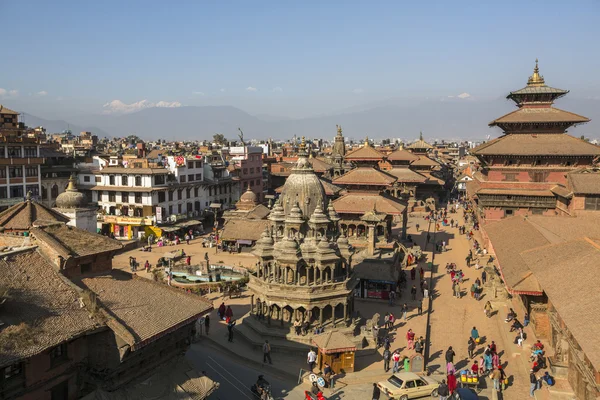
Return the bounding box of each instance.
[332,192,406,215]
[489,60,590,133]
[386,148,419,162]
[472,133,600,156]
[333,167,396,187]
[344,138,385,161]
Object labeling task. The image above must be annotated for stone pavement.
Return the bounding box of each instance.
[416,207,559,400]
[112,234,260,276]
[110,210,558,399]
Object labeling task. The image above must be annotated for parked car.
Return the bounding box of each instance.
[377,372,439,399]
[450,388,479,399]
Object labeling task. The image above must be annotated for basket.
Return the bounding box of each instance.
[504,378,509,385]
[475,338,480,344]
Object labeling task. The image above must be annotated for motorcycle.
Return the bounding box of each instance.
[250,383,274,400]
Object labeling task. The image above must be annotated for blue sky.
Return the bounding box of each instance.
[1,0,599,118]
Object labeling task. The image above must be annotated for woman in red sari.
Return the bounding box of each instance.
[447,373,457,394]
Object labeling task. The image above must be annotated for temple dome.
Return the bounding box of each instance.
[279,138,326,219]
[55,175,86,209]
[237,185,258,210]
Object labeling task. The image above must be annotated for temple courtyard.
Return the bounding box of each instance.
[113,209,559,400]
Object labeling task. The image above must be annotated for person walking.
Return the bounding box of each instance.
[204,315,210,335]
[383,348,391,372]
[406,329,415,350]
[402,303,409,320]
[481,269,487,284]
[490,367,501,391]
[307,349,317,372]
[372,383,381,400]
[468,337,476,359]
[415,336,424,354]
[471,326,480,343]
[530,370,538,397]
[384,313,389,330]
[388,313,395,329]
[453,282,461,298]
[484,301,493,318]
[445,346,455,364]
[417,299,423,316]
[411,285,417,300]
[392,350,401,373]
[262,340,272,364]
[227,319,236,342]
[447,373,457,394]
[437,379,450,400]
[225,306,234,323]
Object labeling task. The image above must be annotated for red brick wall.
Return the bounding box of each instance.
[19,337,87,400]
[532,311,550,339]
[570,195,586,212]
[484,208,505,220]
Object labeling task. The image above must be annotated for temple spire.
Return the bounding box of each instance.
[336,124,343,136]
[419,131,423,141]
[364,136,369,146]
[527,58,545,87]
[66,173,78,192]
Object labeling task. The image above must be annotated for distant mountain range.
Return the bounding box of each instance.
[23,97,600,141]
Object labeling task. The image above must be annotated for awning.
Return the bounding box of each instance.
[160,226,180,232]
[175,220,203,228]
[236,239,253,245]
[210,203,222,208]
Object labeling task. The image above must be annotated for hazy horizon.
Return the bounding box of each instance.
[2,1,600,122]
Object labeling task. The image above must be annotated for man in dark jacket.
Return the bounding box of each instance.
[530,370,537,397]
[445,346,455,364]
[372,383,381,400]
[437,379,450,400]
[383,348,391,372]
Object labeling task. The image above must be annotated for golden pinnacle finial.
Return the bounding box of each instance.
[66,173,77,192]
[365,136,369,146]
[528,58,545,87]
[336,124,342,136]
[419,131,423,141]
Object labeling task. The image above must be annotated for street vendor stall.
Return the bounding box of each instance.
[312,331,356,373]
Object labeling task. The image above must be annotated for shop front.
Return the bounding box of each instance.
[101,215,154,240]
[353,260,400,301]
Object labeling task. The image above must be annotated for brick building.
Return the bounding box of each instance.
[0,198,216,399]
[482,215,600,399]
[468,60,599,221]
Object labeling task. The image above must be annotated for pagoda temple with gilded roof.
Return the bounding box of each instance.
[468,60,600,220]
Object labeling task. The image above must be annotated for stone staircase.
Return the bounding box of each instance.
[235,312,369,356]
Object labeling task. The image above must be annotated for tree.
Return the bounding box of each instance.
[213,133,226,145]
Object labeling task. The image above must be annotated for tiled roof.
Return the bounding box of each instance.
[410,155,441,167]
[521,238,600,371]
[567,170,600,194]
[484,214,600,295]
[385,168,427,183]
[83,356,219,400]
[471,134,600,156]
[484,217,546,294]
[220,219,269,241]
[0,248,99,367]
[312,331,356,353]
[309,157,334,173]
[333,167,396,186]
[387,149,419,162]
[550,185,572,199]
[508,86,569,96]
[406,139,433,149]
[489,106,590,126]
[0,200,70,231]
[78,271,213,349]
[344,144,385,161]
[332,192,406,215]
[30,224,123,258]
[476,188,554,197]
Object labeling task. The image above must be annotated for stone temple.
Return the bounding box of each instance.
[248,138,355,329]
